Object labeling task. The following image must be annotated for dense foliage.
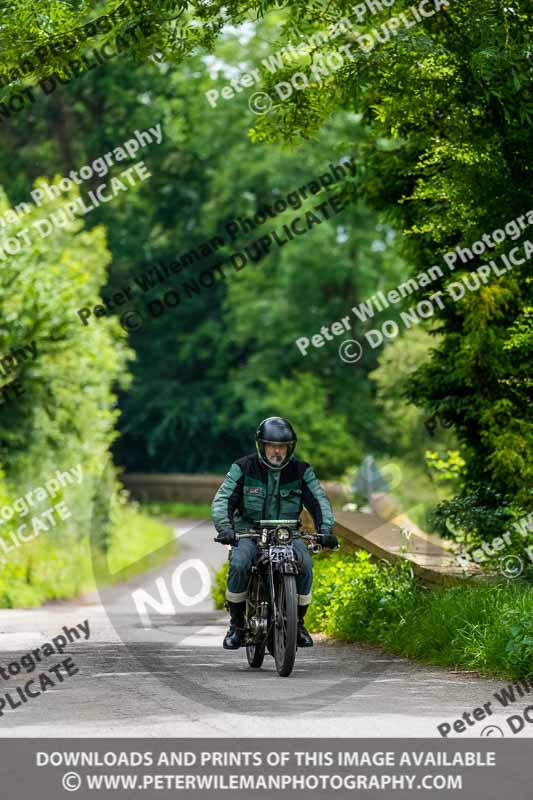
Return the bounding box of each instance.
[305,549,533,678]
[1,4,420,480]
[0,1,530,542]
[0,177,132,549]
[0,500,174,608]
[0,175,176,604]
[242,0,533,518]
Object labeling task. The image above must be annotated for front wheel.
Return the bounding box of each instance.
[273,573,298,677]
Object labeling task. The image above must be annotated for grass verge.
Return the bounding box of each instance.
[142,501,212,519]
[0,505,175,608]
[308,549,532,678]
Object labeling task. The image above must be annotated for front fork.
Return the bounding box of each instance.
[268,560,280,627]
[253,553,299,636]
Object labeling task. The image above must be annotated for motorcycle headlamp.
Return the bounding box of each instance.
[276,527,291,543]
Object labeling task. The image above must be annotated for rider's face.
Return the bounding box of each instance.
[264,442,288,466]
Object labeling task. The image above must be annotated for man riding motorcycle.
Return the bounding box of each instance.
[211,416,338,651]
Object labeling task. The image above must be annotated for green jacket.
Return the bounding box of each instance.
[212,452,334,534]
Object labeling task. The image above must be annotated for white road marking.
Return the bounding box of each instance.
[0,633,48,650]
[180,626,227,646]
[173,521,206,540]
[152,655,190,659]
[90,672,177,677]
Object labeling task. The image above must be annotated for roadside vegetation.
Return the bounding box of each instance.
[1,2,530,616]
[212,549,532,678]
[143,501,213,520]
[0,501,175,608]
[308,550,533,679]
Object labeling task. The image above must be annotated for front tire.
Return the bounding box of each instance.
[273,573,298,677]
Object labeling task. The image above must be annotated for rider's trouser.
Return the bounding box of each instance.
[225,537,312,606]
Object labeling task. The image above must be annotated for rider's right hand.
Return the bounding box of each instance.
[214,527,237,545]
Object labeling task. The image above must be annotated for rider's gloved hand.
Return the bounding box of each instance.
[214,527,237,545]
[317,528,339,550]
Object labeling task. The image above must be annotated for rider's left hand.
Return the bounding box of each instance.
[318,529,339,550]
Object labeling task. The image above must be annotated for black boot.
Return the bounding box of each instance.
[297,604,313,648]
[223,601,246,650]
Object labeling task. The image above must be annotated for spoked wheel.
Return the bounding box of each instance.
[246,575,266,669]
[246,639,266,668]
[273,573,298,677]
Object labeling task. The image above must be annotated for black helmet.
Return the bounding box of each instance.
[255,417,297,470]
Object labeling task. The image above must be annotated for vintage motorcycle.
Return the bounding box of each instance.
[235,519,322,677]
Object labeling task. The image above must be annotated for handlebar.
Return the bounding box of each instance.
[235,530,339,553]
[214,530,320,546]
[238,530,318,540]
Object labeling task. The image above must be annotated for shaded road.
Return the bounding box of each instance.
[0,518,527,738]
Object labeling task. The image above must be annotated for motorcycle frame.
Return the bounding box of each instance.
[246,530,299,644]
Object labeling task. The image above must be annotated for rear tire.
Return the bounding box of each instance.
[273,573,298,677]
[246,641,266,668]
[246,574,266,669]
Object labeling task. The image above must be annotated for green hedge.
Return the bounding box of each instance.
[0,177,142,606]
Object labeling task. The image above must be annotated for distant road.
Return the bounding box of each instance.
[0,518,525,738]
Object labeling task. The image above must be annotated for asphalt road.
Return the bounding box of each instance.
[0,518,528,738]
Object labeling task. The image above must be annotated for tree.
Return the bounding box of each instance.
[2,0,529,530]
[0,180,132,545]
[207,0,533,522]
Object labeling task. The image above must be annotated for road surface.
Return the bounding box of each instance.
[0,518,526,738]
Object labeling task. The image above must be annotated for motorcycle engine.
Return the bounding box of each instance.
[249,601,269,636]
